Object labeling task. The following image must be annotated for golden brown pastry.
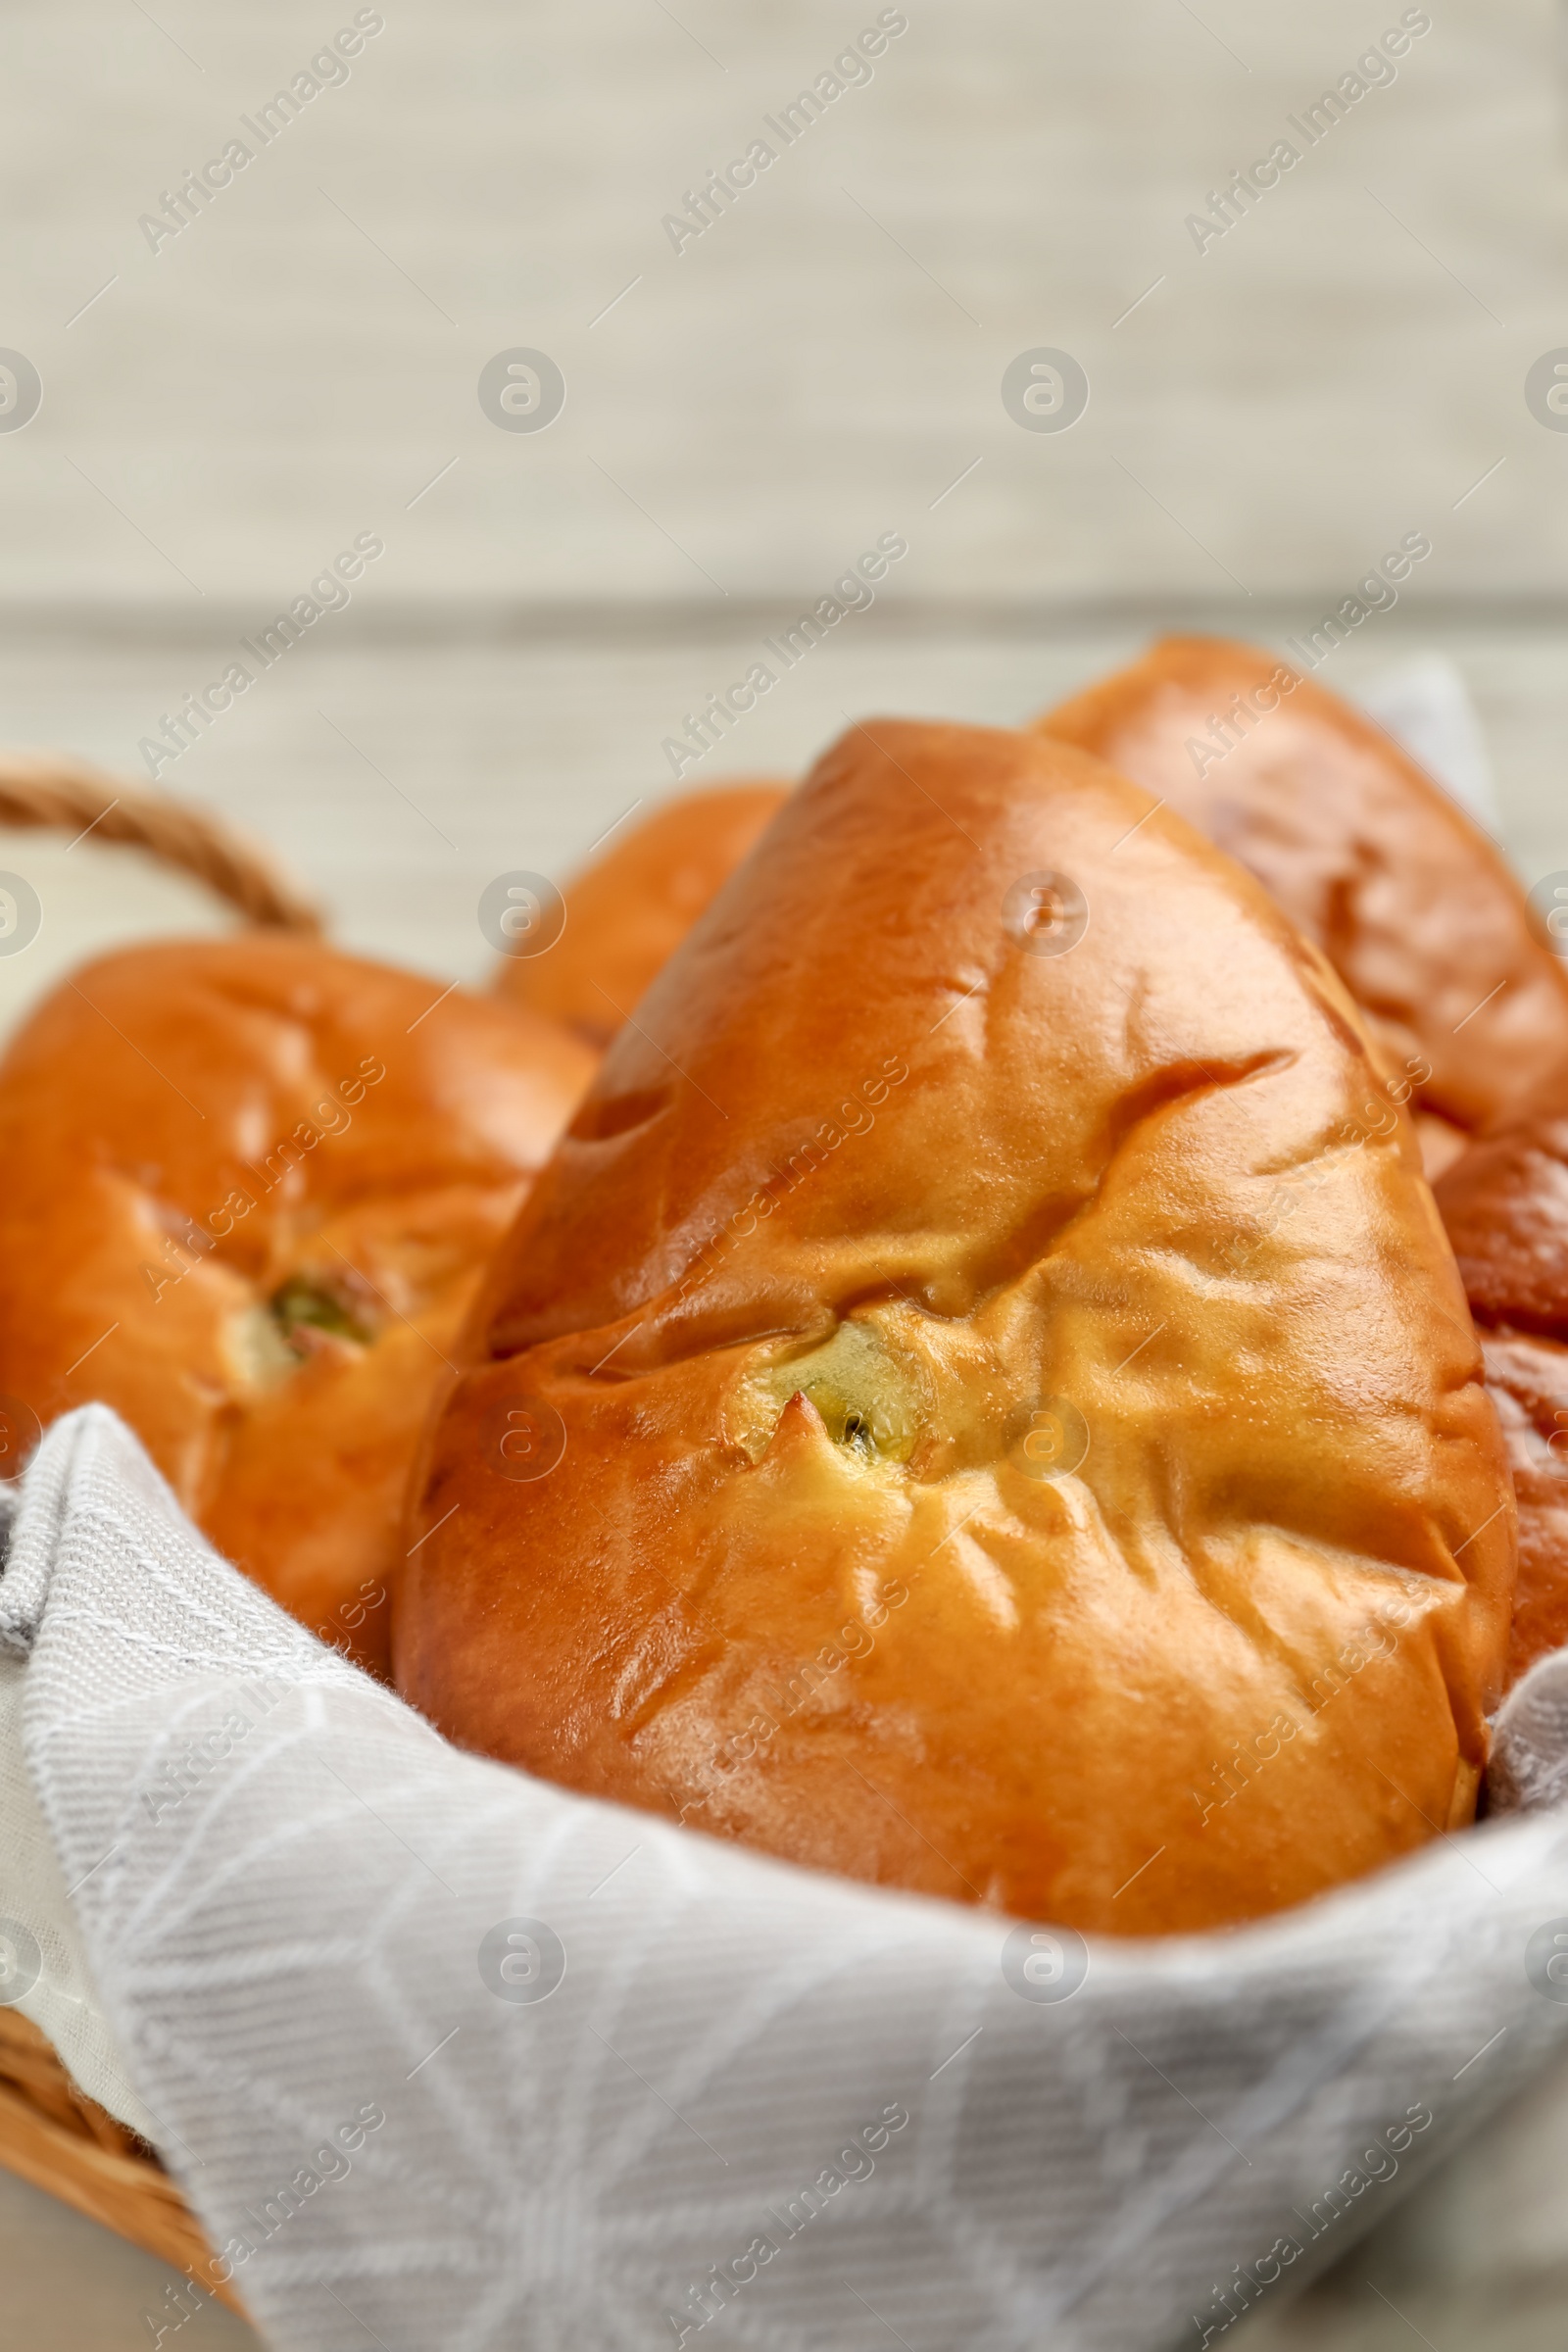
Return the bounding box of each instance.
[399,717,1513,1935]
[0,938,594,1673]
[1436,1113,1568,1685]
[1039,637,1568,1164]
[494,783,789,1046]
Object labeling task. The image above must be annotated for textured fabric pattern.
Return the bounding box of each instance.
[1491,1649,1568,1816]
[0,1647,160,2135]
[4,1407,1568,2352]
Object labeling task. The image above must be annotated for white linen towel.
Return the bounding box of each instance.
[3,1406,1568,2352]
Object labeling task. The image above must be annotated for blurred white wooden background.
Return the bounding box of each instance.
[2,2,1568,2344]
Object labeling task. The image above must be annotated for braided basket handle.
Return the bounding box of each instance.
[0,751,322,934]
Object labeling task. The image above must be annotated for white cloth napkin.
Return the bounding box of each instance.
[3,1404,1568,2352]
[0,1640,162,2140]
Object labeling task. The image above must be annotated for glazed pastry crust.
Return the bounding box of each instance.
[400,719,1513,1934]
[1040,636,1568,1143]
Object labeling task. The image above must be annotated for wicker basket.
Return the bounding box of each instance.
[0,2008,244,2311]
[0,749,319,2306]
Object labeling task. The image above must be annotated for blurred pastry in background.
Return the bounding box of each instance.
[1039,635,1568,1176]
[494,781,789,1046]
[1437,1104,1568,1686]
[0,937,594,1673]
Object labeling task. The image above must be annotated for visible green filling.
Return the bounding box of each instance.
[748,1320,923,1463]
[270,1276,374,1351]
